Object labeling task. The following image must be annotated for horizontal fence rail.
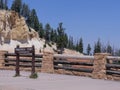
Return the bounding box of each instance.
[54,54,94,73]
[54,54,94,60]
[54,60,93,66]
[54,66,93,73]
[5,53,43,58]
[5,63,42,67]
[106,64,120,69]
[5,58,42,63]
[106,56,120,76]
[107,56,120,61]
[106,70,120,75]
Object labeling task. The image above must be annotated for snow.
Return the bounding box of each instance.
[0,38,57,53]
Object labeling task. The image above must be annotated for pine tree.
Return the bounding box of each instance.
[64,33,68,48]
[50,29,54,41]
[0,0,8,10]
[21,3,30,19]
[45,23,51,42]
[50,29,58,42]
[11,0,22,14]
[27,9,40,32]
[87,44,91,55]
[75,41,79,51]
[79,38,83,53]
[94,39,101,54]
[53,30,58,42]
[57,23,66,53]
[3,0,8,10]
[68,36,74,49]
[0,0,3,9]
[107,44,112,54]
[38,23,44,38]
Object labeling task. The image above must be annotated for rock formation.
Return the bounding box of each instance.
[0,10,39,44]
[0,10,51,53]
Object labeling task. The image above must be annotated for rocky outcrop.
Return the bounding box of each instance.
[0,10,46,53]
[0,10,39,44]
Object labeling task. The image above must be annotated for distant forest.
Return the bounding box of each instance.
[0,0,120,56]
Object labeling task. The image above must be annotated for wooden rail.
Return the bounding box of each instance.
[5,58,42,63]
[54,54,94,60]
[54,60,93,66]
[5,63,41,67]
[106,70,120,75]
[5,53,43,58]
[54,66,93,73]
[106,64,120,69]
[107,56,120,61]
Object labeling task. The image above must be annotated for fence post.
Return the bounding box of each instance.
[92,53,110,79]
[41,51,54,73]
[31,45,35,75]
[15,45,20,76]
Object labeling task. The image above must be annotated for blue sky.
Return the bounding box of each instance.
[8,0,120,50]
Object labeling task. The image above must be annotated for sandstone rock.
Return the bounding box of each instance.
[0,10,39,43]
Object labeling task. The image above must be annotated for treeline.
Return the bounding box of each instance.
[0,0,120,56]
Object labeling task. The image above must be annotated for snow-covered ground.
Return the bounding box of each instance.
[0,70,120,90]
[0,38,56,53]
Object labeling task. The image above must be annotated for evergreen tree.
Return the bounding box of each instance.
[87,44,91,55]
[21,3,30,19]
[50,29,58,42]
[57,23,66,53]
[75,41,79,51]
[79,38,83,53]
[45,23,51,42]
[94,43,97,54]
[94,39,101,54]
[0,0,3,9]
[64,33,68,48]
[3,0,8,10]
[53,30,58,42]
[38,23,44,38]
[50,29,54,41]
[11,0,22,14]
[0,0,8,10]
[107,44,112,54]
[27,9,40,31]
[68,36,75,50]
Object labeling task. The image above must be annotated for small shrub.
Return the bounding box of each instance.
[51,42,54,45]
[29,73,38,79]
[44,44,46,48]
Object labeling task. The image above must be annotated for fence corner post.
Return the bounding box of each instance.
[92,53,110,79]
[41,51,54,73]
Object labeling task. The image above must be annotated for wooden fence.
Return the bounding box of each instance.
[106,56,120,76]
[4,53,43,67]
[54,54,94,73]
[0,51,120,80]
